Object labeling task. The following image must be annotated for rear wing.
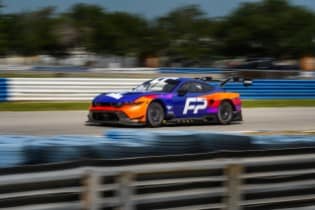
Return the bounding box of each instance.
[220,76,252,87]
[196,76,252,87]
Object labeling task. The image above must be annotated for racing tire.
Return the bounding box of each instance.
[217,101,233,125]
[147,102,165,127]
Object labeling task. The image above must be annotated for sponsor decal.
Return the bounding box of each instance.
[107,93,123,99]
[183,97,208,114]
[167,105,173,110]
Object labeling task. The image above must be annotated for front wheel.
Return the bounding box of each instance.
[147,102,165,127]
[217,101,233,125]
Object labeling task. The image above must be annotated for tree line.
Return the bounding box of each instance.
[0,0,315,65]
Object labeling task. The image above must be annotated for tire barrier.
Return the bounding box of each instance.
[1,78,315,101]
[0,135,29,168]
[1,130,315,168]
[224,79,315,99]
[24,136,107,164]
[106,130,254,154]
[253,135,315,150]
[158,67,225,74]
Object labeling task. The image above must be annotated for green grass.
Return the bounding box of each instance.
[243,100,315,107]
[0,100,314,111]
[0,102,90,111]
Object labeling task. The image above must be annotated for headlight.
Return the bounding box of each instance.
[114,101,144,107]
[133,101,144,105]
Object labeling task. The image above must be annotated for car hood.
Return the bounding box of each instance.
[93,92,164,104]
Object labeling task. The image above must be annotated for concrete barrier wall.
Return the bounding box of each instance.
[0,78,315,101]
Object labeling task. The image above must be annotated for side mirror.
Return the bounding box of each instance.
[178,89,187,96]
[243,79,252,87]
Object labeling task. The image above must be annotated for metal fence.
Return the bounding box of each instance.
[0,149,315,210]
[1,78,315,101]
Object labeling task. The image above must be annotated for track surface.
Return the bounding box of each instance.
[0,108,315,135]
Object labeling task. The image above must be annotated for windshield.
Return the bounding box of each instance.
[134,78,179,92]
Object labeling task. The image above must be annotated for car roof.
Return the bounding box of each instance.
[175,77,214,84]
[150,77,220,87]
[153,77,206,83]
[146,77,222,92]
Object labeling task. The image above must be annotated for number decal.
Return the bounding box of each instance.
[183,97,208,114]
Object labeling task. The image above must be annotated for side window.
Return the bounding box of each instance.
[189,82,213,93]
[178,82,191,92]
[190,82,203,92]
[178,82,213,94]
[201,83,214,92]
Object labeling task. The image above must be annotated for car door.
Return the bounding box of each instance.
[173,82,210,118]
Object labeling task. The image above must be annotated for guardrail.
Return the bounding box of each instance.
[0,78,315,101]
[0,148,315,210]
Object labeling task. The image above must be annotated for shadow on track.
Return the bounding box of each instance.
[85,121,242,129]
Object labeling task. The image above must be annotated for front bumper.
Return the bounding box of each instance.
[86,111,145,126]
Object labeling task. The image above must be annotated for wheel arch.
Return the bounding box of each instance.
[220,99,236,111]
[150,99,167,116]
[146,99,166,127]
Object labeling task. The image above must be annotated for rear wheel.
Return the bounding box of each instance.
[217,101,233,125]
[147,102,164,127]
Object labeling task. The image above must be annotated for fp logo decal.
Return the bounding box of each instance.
[183,97,208,114]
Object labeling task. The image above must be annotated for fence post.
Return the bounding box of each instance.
[224,164,243,210]
[82,170,102,210]
[118,172,135,210]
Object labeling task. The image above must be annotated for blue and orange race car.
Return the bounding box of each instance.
[87,77,251,127]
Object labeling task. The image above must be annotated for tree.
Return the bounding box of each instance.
[216,0,315,58]
[5,7,64,56]
[154,5,217,65]
[92,12,149,55]
[0,0,8,55]
[61,3,105,53]
[63,4,149,56]
[1,0,315,62]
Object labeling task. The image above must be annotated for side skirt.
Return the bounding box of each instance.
[166,111,243,125]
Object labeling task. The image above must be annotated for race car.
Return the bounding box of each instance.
[87,77,251,127]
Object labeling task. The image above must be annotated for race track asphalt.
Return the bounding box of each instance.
[0,108,315,135]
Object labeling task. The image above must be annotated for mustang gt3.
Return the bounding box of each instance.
[87,77,251,127]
